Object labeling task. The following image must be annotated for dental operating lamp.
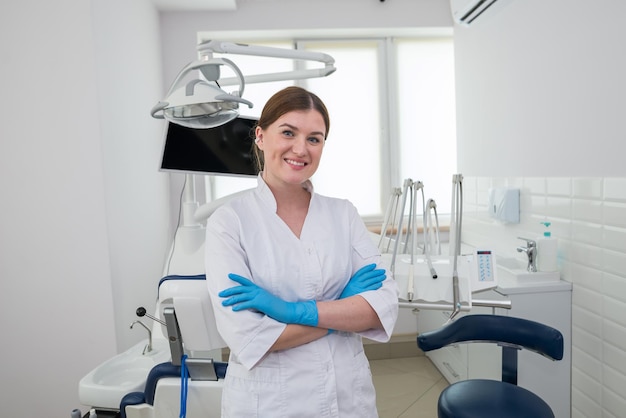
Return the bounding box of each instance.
[151,57,253,129]
[151,40,337,129]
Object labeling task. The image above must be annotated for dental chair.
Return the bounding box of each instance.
[417,314,564,418]
[120,275,228,418]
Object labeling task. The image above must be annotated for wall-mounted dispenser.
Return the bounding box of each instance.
[488,187,520,223]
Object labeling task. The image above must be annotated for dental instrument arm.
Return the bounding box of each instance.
[390,179,413,274]
[424,198,439,279]
[378,187,402,252]
[407,182,420,301]
[448,174,464,323]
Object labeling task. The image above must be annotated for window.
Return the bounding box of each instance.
[299,40,383,217]
[206,36,456,222]
[396,39,457,219]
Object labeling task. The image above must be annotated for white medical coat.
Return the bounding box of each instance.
[205,176,399,418]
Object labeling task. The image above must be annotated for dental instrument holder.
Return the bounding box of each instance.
[516,237,538,272]
[386,179,427,301]
[448,174,464,322]
[423,198,441,278]
[163,307,218,381]
[381,179,448,299]
[378,187,402,253]
[389,178,415,273]
[380,174,509,313]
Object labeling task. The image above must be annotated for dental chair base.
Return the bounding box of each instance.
[124,379,224,418]
[121,361,227,418]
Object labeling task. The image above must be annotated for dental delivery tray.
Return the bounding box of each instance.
[383,249,498,306]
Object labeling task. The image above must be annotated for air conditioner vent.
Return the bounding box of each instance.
[450,0,498,25]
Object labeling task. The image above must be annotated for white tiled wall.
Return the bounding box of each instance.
[461,176,626,418]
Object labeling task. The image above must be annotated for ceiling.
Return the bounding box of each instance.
[151,0,238,11]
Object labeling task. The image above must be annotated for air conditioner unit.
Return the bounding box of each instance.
[450,0,499,25]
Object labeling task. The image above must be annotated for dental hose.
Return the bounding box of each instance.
[448,174,464,322]
[424,198,439,279]
[379,187,402,253]
[407,182,418,301]
[180,354,189,418]
[391,179,413,275]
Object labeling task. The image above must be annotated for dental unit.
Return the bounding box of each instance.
[379,174,508,314]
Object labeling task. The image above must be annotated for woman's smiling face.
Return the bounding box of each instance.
[255,109,326,187]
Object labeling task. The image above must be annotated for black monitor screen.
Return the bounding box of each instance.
[160,116,259,177]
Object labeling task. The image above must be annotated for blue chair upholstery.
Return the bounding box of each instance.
[417,314,564,418]
[119,361,228,418]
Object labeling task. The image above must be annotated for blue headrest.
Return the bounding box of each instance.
[417,314,564,360]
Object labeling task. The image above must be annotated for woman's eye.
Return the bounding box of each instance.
[281,130,294,137]
[308,137,321,144]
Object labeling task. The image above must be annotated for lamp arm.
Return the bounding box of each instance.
[199,40,335,66]
[197,40,337,86]
[219,67,336,87]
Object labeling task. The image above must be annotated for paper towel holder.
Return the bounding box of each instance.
[488,187,520,223]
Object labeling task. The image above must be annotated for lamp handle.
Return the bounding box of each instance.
[164,57,249,101]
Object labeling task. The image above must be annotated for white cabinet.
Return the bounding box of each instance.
[417,276,572,418]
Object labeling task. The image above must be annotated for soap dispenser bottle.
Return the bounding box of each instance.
[537,221,558,272]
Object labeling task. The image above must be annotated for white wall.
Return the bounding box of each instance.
[92,0,170,354]
[455,0,626,177]
[454,1,626,416]
[0,1,168,416]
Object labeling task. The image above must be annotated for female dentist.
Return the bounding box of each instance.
[205,86,399,417]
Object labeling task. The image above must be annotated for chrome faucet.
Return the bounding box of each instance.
[516,237,537,272]
[130,320,153,354]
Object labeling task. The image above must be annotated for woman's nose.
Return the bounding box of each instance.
[292,136,307,155]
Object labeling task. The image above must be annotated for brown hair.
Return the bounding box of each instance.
[253,86,330,171]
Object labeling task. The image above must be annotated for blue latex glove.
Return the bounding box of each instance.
[339,263,386,299]
[219,273,318,327]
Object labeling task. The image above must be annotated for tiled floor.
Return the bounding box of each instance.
[370,356,447,418]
